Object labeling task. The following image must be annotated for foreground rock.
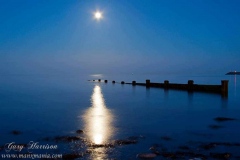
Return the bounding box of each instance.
[137,153,157,159]
[11,130,22,135]
[214,117,236,122]
[114,139,137,145]
[209,124,224,129]
[76,130,84,134]
[87,136,139,148]
[54,136,83,142]
[199,142,240,150]
[0,146,4,152]
[160,136,172,141]
[88,143,114,148]
[210,152,231,159]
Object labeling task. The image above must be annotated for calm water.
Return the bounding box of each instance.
[0,74,240,159]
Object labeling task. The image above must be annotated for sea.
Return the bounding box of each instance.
[0,73,239,159]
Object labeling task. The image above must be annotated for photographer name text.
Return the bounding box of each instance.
[4,141,58,153]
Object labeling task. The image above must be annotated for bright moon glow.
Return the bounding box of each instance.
[94,11,102,20]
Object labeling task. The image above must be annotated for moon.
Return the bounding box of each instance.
[94,11,103,20]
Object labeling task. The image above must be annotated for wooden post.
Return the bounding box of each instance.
[132,81,136,86]
[164,80,169,89]
[146,79,150,87]
[188,80,194,85]
[104,80,108,83]
[188,80,194,91]
[221,80,228,96]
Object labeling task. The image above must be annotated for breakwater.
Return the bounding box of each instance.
[90,79,229,97]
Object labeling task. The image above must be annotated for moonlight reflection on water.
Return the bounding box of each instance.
[82,85,116,159]
[83,85,115,145]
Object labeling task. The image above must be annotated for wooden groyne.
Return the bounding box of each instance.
[90,79,229,97]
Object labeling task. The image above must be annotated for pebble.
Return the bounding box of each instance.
[137,153,157,159]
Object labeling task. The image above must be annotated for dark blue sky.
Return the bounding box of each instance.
[1,0,240,75]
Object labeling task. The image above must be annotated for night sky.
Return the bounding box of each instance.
[1,0,240,75]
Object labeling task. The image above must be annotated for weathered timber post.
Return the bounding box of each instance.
[132,81,136,86]
[164,80,169,89]
[221,80,228,97]
[188,80,194,91]
[98,79,101,82]
[146,79,150,87]
[104,80,108,83]
[112,80,115,83]
[121,81,125,84]
[188,80,194,85]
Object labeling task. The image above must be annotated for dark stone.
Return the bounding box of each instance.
[210,152,231,159]
[187,131,213,138]
[121,81,125,84]
[11,130,21,135]
[148,147,208,159]
[198,142,240,152]
[66,136,81,141]
[89,143,114,148]
[214,117,236,122]
[76,130,84,134]
[168,151,207,159]
[150,145,168,155]
[209,125,224,129]
[199,143,217,150]
[161,152,177,159]
[54,136,81,142]
[114,139,137,145]
[128,135,144,140]
[137,153,157,159]
[85,149,92,154]
[160,136,172,141]
[193,153,208,159]
[0,146,4,152]
[149,145,158,151]
[153,150,161,155]
[233,143,240,146]
[213,142,240,147]
[174,151,186,157]
[54,136,66,142]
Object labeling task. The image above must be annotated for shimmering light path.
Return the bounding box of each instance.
[82,85,115,159]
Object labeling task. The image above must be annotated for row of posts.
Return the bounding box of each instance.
[95,79,228,95]
[145,79,194,88]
